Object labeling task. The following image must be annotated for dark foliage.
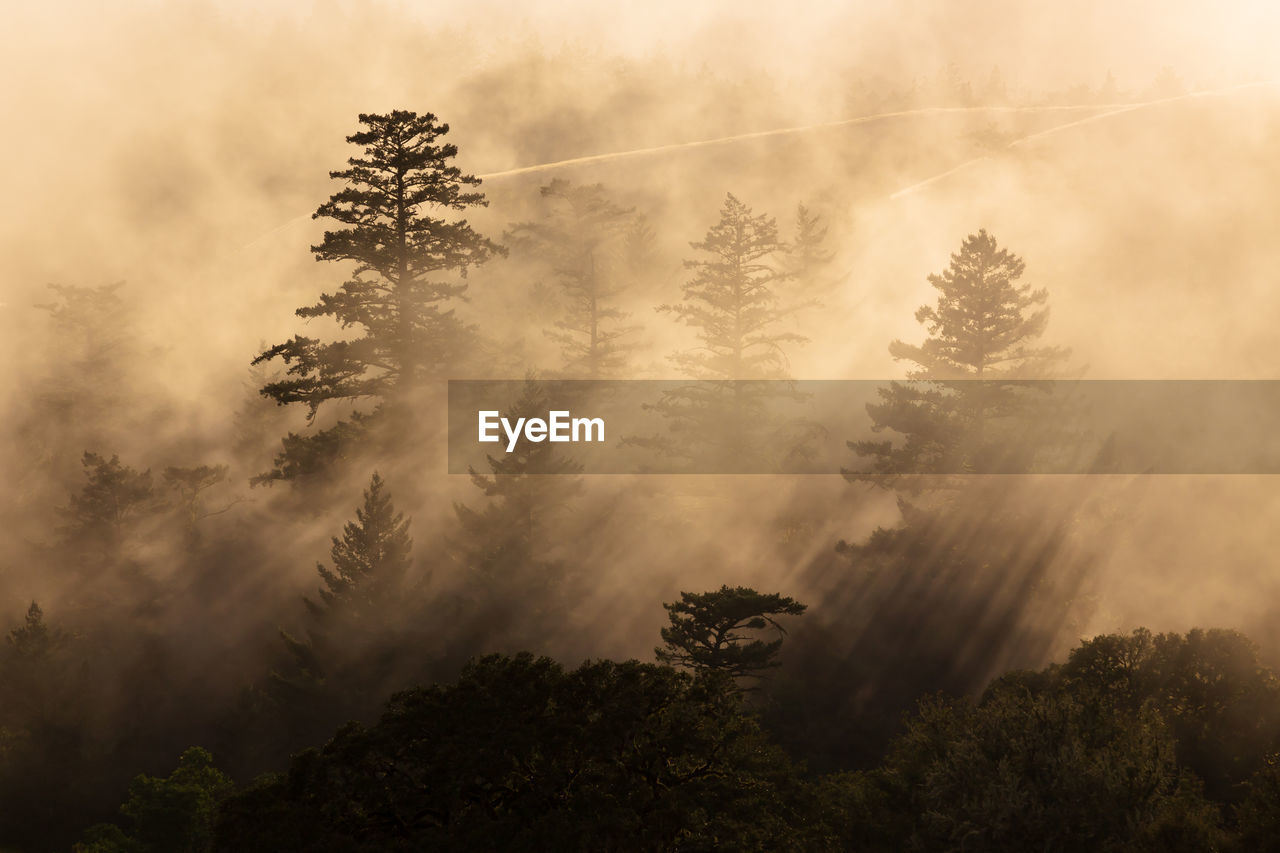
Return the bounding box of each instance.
[215,655,825,852]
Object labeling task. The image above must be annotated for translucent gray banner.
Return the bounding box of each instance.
[447,380,1280,475]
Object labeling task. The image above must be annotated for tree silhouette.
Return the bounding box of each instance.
[271,473,415,747]
[628,194,818,470]
[61,452,163,560]
[506,180,642,377]
[449,379,582,640]
[163,464,236,544]
[216,655,819,852]
[75,747,233,853]
[848,229,1068,480]
[253,110,502,482]
[657,585,806,682]
[663,193,808,380]
[879,683,1221,851]
[786,203,834,295]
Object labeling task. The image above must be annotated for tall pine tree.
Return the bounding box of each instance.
[253,110,501,483]
[786,203,834,296]
[272,473,415,746]
[629,194,817,471]
[506,179,642,378]
[848,229,1067,480]
[448,379,582,645]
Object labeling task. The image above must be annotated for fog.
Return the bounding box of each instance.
[2,1,1280,845]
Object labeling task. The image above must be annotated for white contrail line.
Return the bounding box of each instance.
[888,79,1280,199]
[239,81,1280,250]
[475,102,1133,181]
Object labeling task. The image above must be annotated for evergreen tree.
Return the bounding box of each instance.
[506,180,642,377]
[15,284,154,523]
[623,213,659,283]
[664,194,806,380]
[61,452,163,559]
[7,601,66,662]
[272,473,414,745]
[231,360,296,475]
[848,229,1067,480]
[308,472,412,624]
[0,602,90,850]
[629,194,817,470]
[450,379,582,606]
[1,601,72,725]
[253,110,502,482]
[787,203,834,295]
[657,585,806,683]
[163,464,234,545]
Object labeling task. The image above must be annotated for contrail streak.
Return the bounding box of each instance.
[239,81,1280,250]
[476,103,1131,181]
[888,80,1280,199]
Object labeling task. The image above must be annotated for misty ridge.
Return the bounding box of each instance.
[3,2,1280,850]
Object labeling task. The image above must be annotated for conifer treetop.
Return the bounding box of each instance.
[310,110,496,285]
[311,472,412,622]
[662,193,810,380]
[890,229,1066,378]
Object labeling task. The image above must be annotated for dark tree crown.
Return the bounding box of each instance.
[656,585,807,682]
[309,472,412,622]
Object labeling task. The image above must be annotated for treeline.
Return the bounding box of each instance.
[73,617,1280,851]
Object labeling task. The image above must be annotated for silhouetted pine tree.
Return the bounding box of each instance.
[449,379,582,642]
[848,229,1068,481]
[162,464,233,546]
[61,452,164,563]
[623,213,659,284]
[272,473,415,744]
[786,203,834,296]
[0,602,89,850]
[506,180,642,377]
[628,193,818,471]
[657,586,806,685]
[253,110,502,483]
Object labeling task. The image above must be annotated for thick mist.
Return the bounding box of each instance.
[3,2,1280,845]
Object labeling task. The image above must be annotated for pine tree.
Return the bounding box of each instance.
[273,472,414,733]
[451,380,581,588]
[6,602,67,664]
[656,585,806,683]
[848,229,1067,480]
[253,110,502,482]
[16,284,152,512]
[629,194,817,470]
[506,180,642,377]
[163,464,234,544]
[61,452,163,559]
[623,213,659,282]
[1,602,71,734]
[303,472,411,631]
[664,193,806,380]
[787,203,834,295]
